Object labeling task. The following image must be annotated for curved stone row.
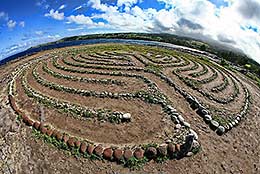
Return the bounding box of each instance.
[42,62,125,86]
[175,60,199,72]
[188,63,208,78]
[10,94,199,162]
[211,70,229,93]
[8,55,200,165]
[71,55,135,67]
[140,53,182,64]
[62,56,144,72]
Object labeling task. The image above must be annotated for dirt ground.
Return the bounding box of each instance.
[1,45,260,174]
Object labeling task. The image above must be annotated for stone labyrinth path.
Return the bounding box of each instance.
[8,43,251,165]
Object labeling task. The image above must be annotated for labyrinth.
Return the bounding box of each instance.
[8,43,251,166]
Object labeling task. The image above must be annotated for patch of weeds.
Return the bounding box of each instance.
[124,157,148,170]
[155,156,169,163]
[192,145,202,154]
[16,114,22,123]
[142,143,158,149]
[212,115,228,125]
[145,64,163,74]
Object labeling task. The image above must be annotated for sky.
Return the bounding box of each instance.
[0,0,260,64]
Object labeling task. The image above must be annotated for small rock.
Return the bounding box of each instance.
[93,145,103,157]
[216,126,225,136]
[33,122,40,130]
[114,148,123,160]
[134,148,144,159]
[56,132,63,141]
[87,144,95,155]
[204,115,212,124]
[186,152,193,157]
[210,120,219,130]
[190,129,198,140]
[157,145,167,157]
[75,140,81,148]
[63,134,69,143]
[167,143,176,157]
[183,121,190,128]
[40,127,47,134]
[177,115,184,123]
[175,124,182,129]
[67,137,75,147]
[145,147,157,159]
[103,148,113,160]
[122,113,131,122]
[46,129,53,136]
[123,149,133,160]
[80,142,87,153]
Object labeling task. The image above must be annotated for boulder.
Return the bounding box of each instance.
[134,148,144,159]
[87,144,95,155]
[114,148,123,161]
[103,148,113,160]
[93,145,103,157]
[122,113,131,122]
[157,145,167,157]
[216,126,225,136]
[80,142,87,153]
[210,120,219,130]
[145,147,157,159]
[123,149,133,161]
[167,143,176,158]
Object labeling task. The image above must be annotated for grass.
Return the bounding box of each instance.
[124,157,148,170]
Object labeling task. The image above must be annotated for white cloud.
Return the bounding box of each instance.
[74,5,83,11]
[35,31,44,35]
[67,27,84,31]
[67,15,94,25]
[44,9,64,20]
[7,20,16,29]
[58,4,66,10]
[0,11,9,21]
[19,21,25,27]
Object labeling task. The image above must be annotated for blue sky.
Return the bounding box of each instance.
[1,0,260,63]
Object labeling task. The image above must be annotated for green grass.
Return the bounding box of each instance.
[124,157,148,170]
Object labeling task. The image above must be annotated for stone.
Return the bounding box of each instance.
[27,118,34,126]
[190,129,198,140]
[175,124,182,129]
[134,148,144,159]
[122,113,131,122]
[177,115,185,123]
[56,132,63,141]
[210,120,219,130]
[167,143,176,157]
[103,148,113,160]
[216,126,225,136]
[183,121,191,128]
[145,147,157,159]
[204,115,212,124]
[46,129,53,136]
[75,140,81,148]
[93,145,103,156]
[87,145,95,155]
[157,145,167,157]
[186,152,194,157]
[67,137,75,147]
[114,149,123,160]
[180,134,194,156]
[80,142,87,153]
[40,127,47,134]
[63,134,69,143]
[123,149,133,161]
[33,121,40,130]
[175,144,181,152]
